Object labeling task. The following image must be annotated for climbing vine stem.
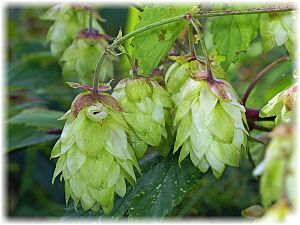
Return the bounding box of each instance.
[188,15,212,80]
[92,5,295,94]
[242,55,289,106]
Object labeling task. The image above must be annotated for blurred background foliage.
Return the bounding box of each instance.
[6,5,293,218]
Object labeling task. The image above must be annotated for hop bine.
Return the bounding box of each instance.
[51,88,140,214]
[112,77,173,158]
[165,55,248,178]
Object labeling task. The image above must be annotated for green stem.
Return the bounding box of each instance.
[92,52,107,94]
[108,15,185,50]
[194,5,295,17]
[107,5,295,51]
[188,24,196,57]
[92,5,295,91]
[89,8,93,31]
[188,16,212,80]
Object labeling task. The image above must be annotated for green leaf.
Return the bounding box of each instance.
[127,153,202,217]
[7,124,59,152]
[131,6,190,75]
[9,108,65,130]
[211,14,259,70]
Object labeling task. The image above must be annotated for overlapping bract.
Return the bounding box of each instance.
[60,31,114,83]
[112,78,173,158]
[165,56,248,178]
[253,124,295,209]
[51,94,139,214]
[253,124,295,221]
[260,84,296,125]
[41,4,105,57]
[260,12,296,55]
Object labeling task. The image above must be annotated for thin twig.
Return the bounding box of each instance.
[92,52,107,94]
[188,24,196,57]
[188,15,212,80]
[242,55,289,105]
[174,39,188,53]
[89,8,93,31]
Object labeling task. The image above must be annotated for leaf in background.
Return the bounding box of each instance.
[211,14,259,70]
[260,12,295,55]
[127,153,202,217]
[8,51,62,92]
[131,6,190,75]
[7,124,59,152]
[9,108,65,130]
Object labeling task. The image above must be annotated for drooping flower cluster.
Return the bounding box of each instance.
[60,29,114,83]
[112,77,173,158]
[260,84,296,125]
[165,55,248,178]
[253,124,295,209]
[51,91,139,214]
[253,124,295,221]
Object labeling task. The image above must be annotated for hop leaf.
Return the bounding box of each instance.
[41,3,105,57]
[165,56,248,178]
[60,31,114,83]
[112,77,173,158]
[51,93,139,215]
[260,84,296,125]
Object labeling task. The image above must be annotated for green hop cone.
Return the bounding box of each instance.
[112,77,173,158]
[165,56,248,178]
[253,124,295,209]
[41,3,105,57]
[260,200,291,222]
[260,84,297,125]
[260,12,296,55]
[60,29,114,83]
[51,91,139,214]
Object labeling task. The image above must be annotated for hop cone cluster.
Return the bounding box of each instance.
[60,29,114,83]
[165,56,248,178]
[260,84,296,125]
[41,3,105,57]
[253,124,295,209]
[51,92,139,214]
[112,78,173,158]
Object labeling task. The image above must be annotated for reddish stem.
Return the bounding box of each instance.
[242,56,289,106]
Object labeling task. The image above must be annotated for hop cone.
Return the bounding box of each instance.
[51,92,139,214]
[260,84,296,125]
[41,3,105,57]
[165,56,248,178]
[60,29,114,83]
[253,124,295,209]
[112,78,173,158]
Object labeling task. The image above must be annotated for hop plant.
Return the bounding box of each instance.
[260,84,296,125]
[41,3,105,57]
[60,29,114,83]
[253,124,295,209]
[112,77,173,158]
[165,55,248,178]
[51,89,139,214]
